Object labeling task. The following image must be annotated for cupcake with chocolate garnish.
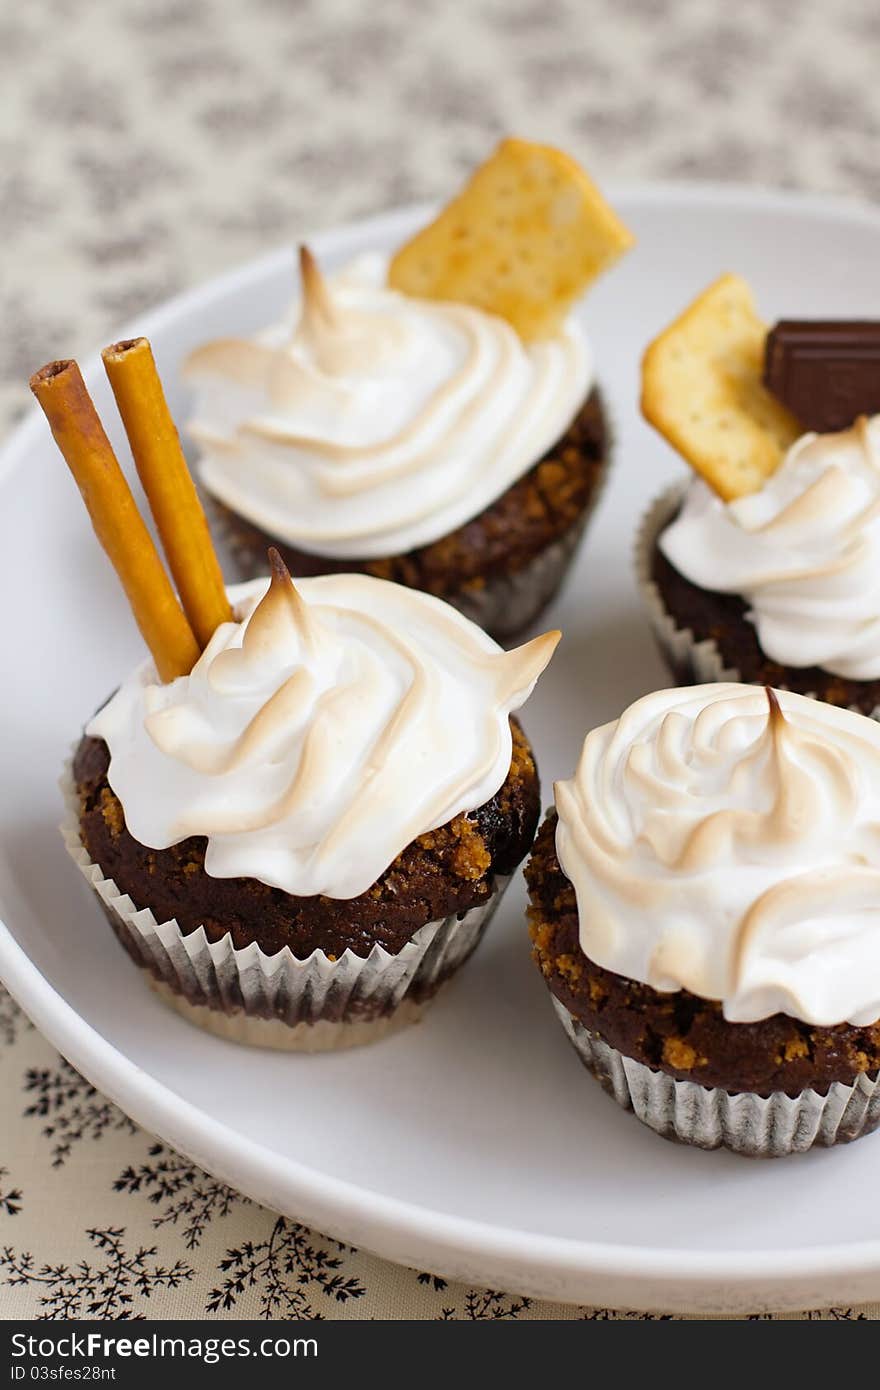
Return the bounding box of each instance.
[526,683,880,1156]
[638,274,880,715]
[184,139,633,640]
[32,341,557,1052]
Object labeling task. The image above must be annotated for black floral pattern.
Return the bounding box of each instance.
[0,1170,22,1217]
[207,1219,366,1319]
[438,1289,532,1320]
[23,1060,138,1168]
[2,0,880,1321]
[114,1144,248,1249]
[581,1309,674,1321]
[816,1308,869,1321]
[0,986,27,1049]
[0,1228,192,1320]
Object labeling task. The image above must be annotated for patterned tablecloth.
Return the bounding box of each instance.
[2,0,880,1321]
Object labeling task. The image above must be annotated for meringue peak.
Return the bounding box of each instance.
[297,244,339,338]
[764,685,784,728]
[89,572,555,900]
[493,629,561,703]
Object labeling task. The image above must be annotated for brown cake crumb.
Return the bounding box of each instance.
[449,819,493,881]
[662,1037,705,1071]
[783,1036,809,1063]
[526,811,880,1096]
[74,718,540,962]
[99,788,124,837]
[556,953,583,986]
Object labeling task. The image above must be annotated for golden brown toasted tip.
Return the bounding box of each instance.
[298,244,337,326]
[496,628,561,699]
[245,547,316,653]
[764,686,785,725]
[267,545,286,577]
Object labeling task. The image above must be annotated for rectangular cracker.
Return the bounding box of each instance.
[641,273,800,500]
[388,138,634,341]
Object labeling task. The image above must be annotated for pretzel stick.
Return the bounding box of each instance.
[102,337,233,648]
[30,360,200,682]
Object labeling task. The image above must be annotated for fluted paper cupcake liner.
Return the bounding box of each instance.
[206,451,609,643]
[552,998,880,1157]
[61,760,508,1052]
[635,484,744,686]
[635,486,880,719]
[452,510,592,639]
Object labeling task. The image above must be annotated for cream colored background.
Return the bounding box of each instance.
[2,0,880,1319]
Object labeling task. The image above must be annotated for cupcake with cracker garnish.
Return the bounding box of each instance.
[184,138,633,641]
[32,339,558,1052]
[526,682,880,1156]
[638,273,880,715]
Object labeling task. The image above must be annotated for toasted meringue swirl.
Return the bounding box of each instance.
[555,684,880,1026]
[660,415,880,679]
[184,251,592,558]
[88,568,557,900]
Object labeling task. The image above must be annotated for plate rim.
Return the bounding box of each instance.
[4,180,880,1312]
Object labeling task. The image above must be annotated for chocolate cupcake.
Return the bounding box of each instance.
[639,418,880,715]
[184,139,633,640]
[32,342,558,1052]
[65,563,556,1050]
[639,274,880,714]
[526,684,880,1156]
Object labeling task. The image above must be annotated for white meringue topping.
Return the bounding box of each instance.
[88,565,557,900]
[660,415,880,680]
[184,250,592,559]
[555,683,880,1026]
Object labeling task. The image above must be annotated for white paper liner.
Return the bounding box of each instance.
[552,998,880,1157]
[635,486,880,719]
[450,509,593,639]
[61,760,508,1052]
[206,452,609,642]
[635,484,747,686]
[148,982,428,1052]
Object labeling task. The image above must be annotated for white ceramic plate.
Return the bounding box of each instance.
[3,185,880,1316]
